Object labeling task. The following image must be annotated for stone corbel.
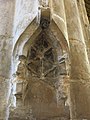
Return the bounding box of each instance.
[39,2,51,29]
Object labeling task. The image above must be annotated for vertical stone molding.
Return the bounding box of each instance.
[64,0,90,119]
[0,76,11,120]
[50,0,68,42]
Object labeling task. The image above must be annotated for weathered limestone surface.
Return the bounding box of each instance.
[13,0,38,45]
[64,0,90,119]
[0,0,90,120]
[0,37,13,120]
[78,0,90,62]
[0,0,15,119]
[0,0,15,36]
[0,77,11,120]
[50,0,68,43]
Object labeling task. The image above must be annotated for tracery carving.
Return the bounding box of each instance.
[13,30,66,106]
[26,32,59,88]
[11,30,69,119]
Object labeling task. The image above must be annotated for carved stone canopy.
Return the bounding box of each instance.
[13,29,69,120]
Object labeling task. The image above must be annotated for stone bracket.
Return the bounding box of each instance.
[40,7,50,29]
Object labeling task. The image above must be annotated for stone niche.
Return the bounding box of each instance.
[9,18,70,120]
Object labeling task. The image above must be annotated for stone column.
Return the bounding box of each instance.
[64,0,90,119]
[0,0,15,119]
[78,0,90,63]
[0,78,11,120]
[50,0,68,42]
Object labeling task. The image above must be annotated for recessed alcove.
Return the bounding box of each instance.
[9,17,70,120]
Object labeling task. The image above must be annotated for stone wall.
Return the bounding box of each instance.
[0,0,15,119]
[0,0,90,120]
[13,0,38,45]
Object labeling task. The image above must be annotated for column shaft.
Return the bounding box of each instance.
[64,0,90,119]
